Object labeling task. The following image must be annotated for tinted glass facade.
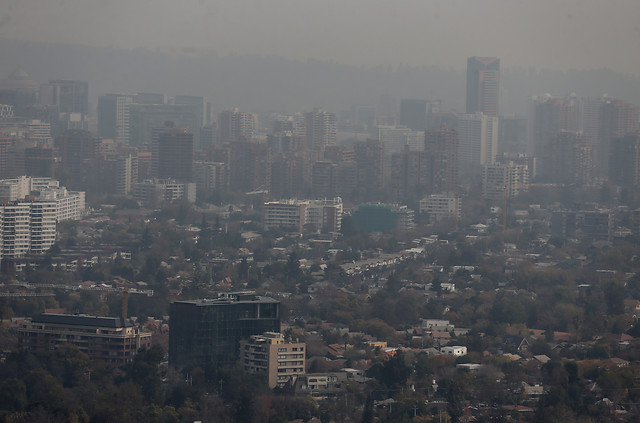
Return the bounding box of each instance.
[169,294,280,370]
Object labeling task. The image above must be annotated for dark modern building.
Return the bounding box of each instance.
[25,145,56,178]
[169,293,281,370]
[399,99,427,131]
[19,313,152,364]
[466,57,500,117]
[54,130,102,189]
[551,210,613,242]
[610,132,640,187]
[153,128,194,182]
[598,99,639,176]
[41,80,89,115]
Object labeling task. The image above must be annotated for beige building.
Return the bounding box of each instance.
[240,332,306,389]
[19,313,152,364]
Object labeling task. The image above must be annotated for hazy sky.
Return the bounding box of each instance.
[2,0,640,75]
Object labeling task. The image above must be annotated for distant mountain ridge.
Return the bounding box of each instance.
[1,37,639,117]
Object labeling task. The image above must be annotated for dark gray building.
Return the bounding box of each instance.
[169,293,280,370]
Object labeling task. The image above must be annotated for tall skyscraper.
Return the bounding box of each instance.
[399,99,427,131]
[305,109,337,150]
[466,57,500,117]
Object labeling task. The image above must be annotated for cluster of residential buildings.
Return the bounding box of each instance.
[0,176,84,266]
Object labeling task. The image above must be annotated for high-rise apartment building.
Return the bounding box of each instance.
[547,131,593,185]
[529,95,576,173]
[169,293,281,370]
[270,154,312,199]
[390,149,431,201]
[482,160,529,202]
[194,161,229,192]
[399,99,427,131]
[0,135,12,179]
[54,130,102,188]
[241,332,306,389]
[229,140,270,192]
[218,108,255,144]
[0,199,57,260]
[354,139,384,196]
[610,132,640,187]
[457,113,499,167]
[311,160,356,199]
[466,57,500,117]
[599,99,639,176]
[305,109,337,150]
[424,125,459,194]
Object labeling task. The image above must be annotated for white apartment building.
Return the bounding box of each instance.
[133,179,196,207]
[264,198,343,233]
[420,194,461,223]
[0,200,57,259]
[38,188,85,221]
[0,177,84,222]
[457,113,499,166]
[482,161,529,202]
[305,198,343,233]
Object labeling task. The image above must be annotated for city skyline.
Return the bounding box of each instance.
[1,1,640,77]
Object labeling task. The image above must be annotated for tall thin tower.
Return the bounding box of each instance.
[466,57,500,117]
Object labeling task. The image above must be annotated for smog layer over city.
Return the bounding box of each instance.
[1,1,640,422]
